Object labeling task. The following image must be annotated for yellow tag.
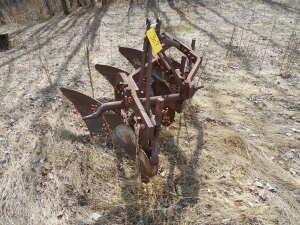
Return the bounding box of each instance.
[146,28,163,55]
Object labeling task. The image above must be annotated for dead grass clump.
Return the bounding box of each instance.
[279,31,299,78]
[224,134,248,157]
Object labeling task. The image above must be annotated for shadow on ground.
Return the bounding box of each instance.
[90,106,204,225]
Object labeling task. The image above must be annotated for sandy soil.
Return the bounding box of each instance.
[0,0,299,224]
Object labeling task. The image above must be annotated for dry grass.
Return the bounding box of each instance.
[0,0,300,225]
[279,31,299,78]
[37,37,53,87]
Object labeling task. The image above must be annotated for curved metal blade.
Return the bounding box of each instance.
[60,88,122,142]
[119,47,143,69]
[95,64,128,86]
[112,124,159,179]
[60,87,102,137]
[112,124,136,155]
[139,149,159,178]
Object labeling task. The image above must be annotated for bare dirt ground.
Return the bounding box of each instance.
[0,0,300,224]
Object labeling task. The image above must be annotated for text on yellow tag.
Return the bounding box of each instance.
[146,28,163,55]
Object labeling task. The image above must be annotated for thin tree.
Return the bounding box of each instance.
[60,0,70,15]
[90,0,96,7]
[44,0,54,16]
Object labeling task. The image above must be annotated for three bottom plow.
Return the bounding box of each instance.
[60,19,203,182]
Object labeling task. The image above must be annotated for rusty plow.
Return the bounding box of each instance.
[60,19,203,182]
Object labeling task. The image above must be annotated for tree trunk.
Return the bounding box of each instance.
[44,0,54,16]
[0,33,9,51]
[69,0,74,8]
[60,0,70,15]
[0,10,4,25]
[102,0,108,7]
[78,0,88,7]
[89,0,96,7]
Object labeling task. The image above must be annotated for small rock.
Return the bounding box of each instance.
[283,150,295,160]
[160,170,167,177]
[248,201,255,208]
[2,148,13,154]
[205,204,212,209]
[75,220,86,225]
[229,65,239,70]
[57,212,64,219]
[90,212,102,221]
[258,191,268,201]
[9,119,15,126]
[235,187,242,194]
[248,186,256,192]
[293,194,300,203]
[176,185,183,195]
[254,180,264,188]
[293,158,300,165]
[289,168,300,176]
[176,199,188,209]
[36,185,43,192]
[234,198,243,203]
[286,133,292,137]
[0,157,6,164]
[222,218,231,225]
[296,150,300,158]
[292,128,300,133]
[265,183,277,192]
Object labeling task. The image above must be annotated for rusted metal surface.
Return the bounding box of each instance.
[60,19,203,182]
[112,124,136,152]
[119,47,143,68]
[60,88,102,136]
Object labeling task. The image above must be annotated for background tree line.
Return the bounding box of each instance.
[0,0,111,24]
